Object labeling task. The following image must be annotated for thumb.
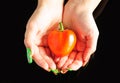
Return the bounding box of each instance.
[24,23,37,64]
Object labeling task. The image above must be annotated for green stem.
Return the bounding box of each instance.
[59,22,64,31]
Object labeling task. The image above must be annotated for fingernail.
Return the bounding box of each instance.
[26,48,33,64]
[50,69,60,75]
[60,70,68,74]
[67,68,73,71]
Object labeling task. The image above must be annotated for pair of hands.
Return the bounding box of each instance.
[24,0,101,74]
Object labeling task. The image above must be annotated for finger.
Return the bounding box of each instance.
[32,46,50,72]
[61,51,76,70]
[68,52,83,71]
[54,56,60,64]
[57,55,68,69]
[39,47,56,70]
[45,48,60,75]
[45,47,51,57]
[60,51,76,74]
[82,34,98,66]
[24,23,38,58]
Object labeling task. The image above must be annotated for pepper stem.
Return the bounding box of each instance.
[59,22,64,31]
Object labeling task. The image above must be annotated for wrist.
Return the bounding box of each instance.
[67,0,101,14]
[38,0,64,8]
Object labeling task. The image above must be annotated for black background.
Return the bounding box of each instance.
[0,0,119,83]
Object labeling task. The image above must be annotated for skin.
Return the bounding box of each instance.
[24,0,101,74]
[56,0,101,73]
[24,0,64,71]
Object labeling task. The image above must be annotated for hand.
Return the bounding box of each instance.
[55,0,101,74]
[24,0,64,72]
